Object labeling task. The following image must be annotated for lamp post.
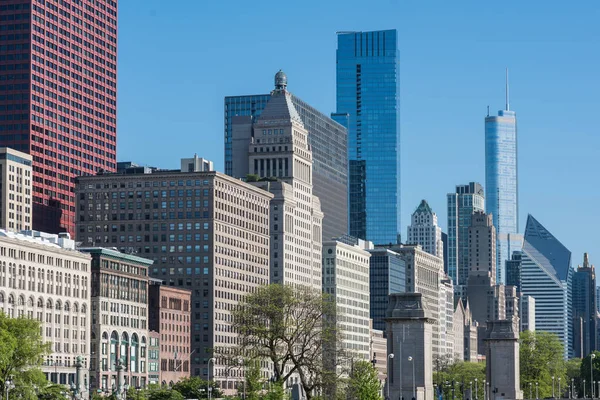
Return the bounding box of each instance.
[552,376,555,398]
[483,380,486,400]
[558,377,561,399]
[487,381,491,400]
[536,382,539,400]
[592,354,596,399]
[571,378,575,399]
[584,380,587,399]
[529,382,532,400]
[207,358,215,400]
[5,377,14,400]
[475,378,478,400]
[470,381,473,400]
[408,356,415,400]
[387,354,394,400]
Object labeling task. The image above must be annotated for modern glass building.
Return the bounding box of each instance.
[336,30,400,244]
[368,248,405,333]
[520,215,573,359]
[572,254,597,358]
[224,86,348,241]
[447,182,485,287]
[485,94,520,283]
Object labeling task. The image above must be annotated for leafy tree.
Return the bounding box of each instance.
[520,331,566,399]
[240,359,264,400]
[433,354,454,387]
[0,313,51,396]
[146,387,184,400]
[225,284,348,400]
[578,351,600,398]
[566,358,581,398]
[172,376,222,399]
[442,362,485,400]
[346,360,382,400]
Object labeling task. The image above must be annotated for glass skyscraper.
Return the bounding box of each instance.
[224,83,349,241]
[520,214,573,359]
[336,30,400,244]
[485,86,520,283]
[368,247,406,332]
[447,182,485,287]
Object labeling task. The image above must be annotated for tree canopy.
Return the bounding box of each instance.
[346,360,382,400]
[0,313,51,397]
[520,331,566,398]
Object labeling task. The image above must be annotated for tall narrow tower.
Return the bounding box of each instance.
[485,71,521,283]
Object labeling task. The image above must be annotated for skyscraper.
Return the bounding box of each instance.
[230,71,323,290]
[336,30,400,244]
[225,74,348,241]
[572,253,597,358]
[367,247,406,332]
[0,0,118,235]
[520,215,573,359]
[485,72,520,283]
[406,199,443,258]
[447,182,485,287]
[0,147,32,231]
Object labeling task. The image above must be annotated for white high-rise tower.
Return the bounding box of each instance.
[407,199,443,259]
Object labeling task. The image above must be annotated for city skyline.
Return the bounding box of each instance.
[116,0,600,265]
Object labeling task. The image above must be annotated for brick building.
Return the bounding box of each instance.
[148,280,191,385]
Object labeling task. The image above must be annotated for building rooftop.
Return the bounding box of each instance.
[413,199,433,215]
[78,247,154,266]
[0,230,77,251]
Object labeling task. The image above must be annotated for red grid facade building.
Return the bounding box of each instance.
[0,0,117,236]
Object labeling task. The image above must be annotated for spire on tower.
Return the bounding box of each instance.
[505,68,510,111]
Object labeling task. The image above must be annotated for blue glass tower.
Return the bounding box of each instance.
[336,30,401,244]
[485,72,520,283]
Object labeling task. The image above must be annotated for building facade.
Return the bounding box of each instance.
[225,74,348,241]
[520,215,573,359]
[83,248,151,391]
[336,30,400,244]
[0,0,118,235]
[384,244,444,358]
[369,322,387,390]
[75,166,272,389]
[440,278,455,357]
[323,239,372,361]
[572,253,597,358]
[148,280,192,385]
[520,295,535,332]
[0,230,90,388]
[367,247,406,333]
[484,83,520,283]
[406,200,443,258]
[0,147,32,231]
[453,301,465,361]
[447,182,485,287]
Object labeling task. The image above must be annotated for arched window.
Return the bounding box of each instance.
[46,299,53,308]
[73,303,79,313]
[55,300,62,311]
[110,331,119,372]
[81,304,87,314]
[64,302,70,312]
[130,333,139,373]
[27,297,34,307]
[37,297,44,308]
[8,294,15,305]
[102,332,109,340]
[18,295,24,306]
[0,292,4,303]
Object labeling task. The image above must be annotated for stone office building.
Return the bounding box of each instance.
[75,164,272,391]
[82,247,152,391]
[0,230,91,388]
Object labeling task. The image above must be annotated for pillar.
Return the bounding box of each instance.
[485,319,523,400]
[385,293,435,400]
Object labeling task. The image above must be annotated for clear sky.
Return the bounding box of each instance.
[117,0,600,268]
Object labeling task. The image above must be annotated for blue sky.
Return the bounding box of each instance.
[117,0,600,268]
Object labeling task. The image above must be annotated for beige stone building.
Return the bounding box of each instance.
[0,230,91,389]
[75,167,272,394]
[369,321,387,387]
[0,148,32,232]
[82,247,151,392]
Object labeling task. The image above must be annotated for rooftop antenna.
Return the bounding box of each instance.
[505,67,510,111]
[487,105,490,117]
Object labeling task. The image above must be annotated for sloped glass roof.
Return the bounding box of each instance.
[523,214,571,281]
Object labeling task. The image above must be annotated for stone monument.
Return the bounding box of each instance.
[485,318,523,400]
[385,293,435,400]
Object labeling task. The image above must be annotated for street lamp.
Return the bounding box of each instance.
[470,381,473,400]
[571,378,575,399]
[408,356,415,400]
[387,354,394,400]
[558,377,561,399]
[536,382,539,400]
[5,377,14,400]
[487,381,491,400]
[208,358,215,400]
[584,380,587,399]
[592,354,596,399]
[552,376,555,398]
[475,378,478,400]
[529,382,532,400]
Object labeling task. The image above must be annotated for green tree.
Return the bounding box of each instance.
[225,284,347,400]
[578,351,600,398]
[146,387,184,400]
[442,362,485,400]
[172,376,222,399]
[0,313,51,396]
[346,360,382,400]
[520,331,566,398]
[566,358,581,397]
